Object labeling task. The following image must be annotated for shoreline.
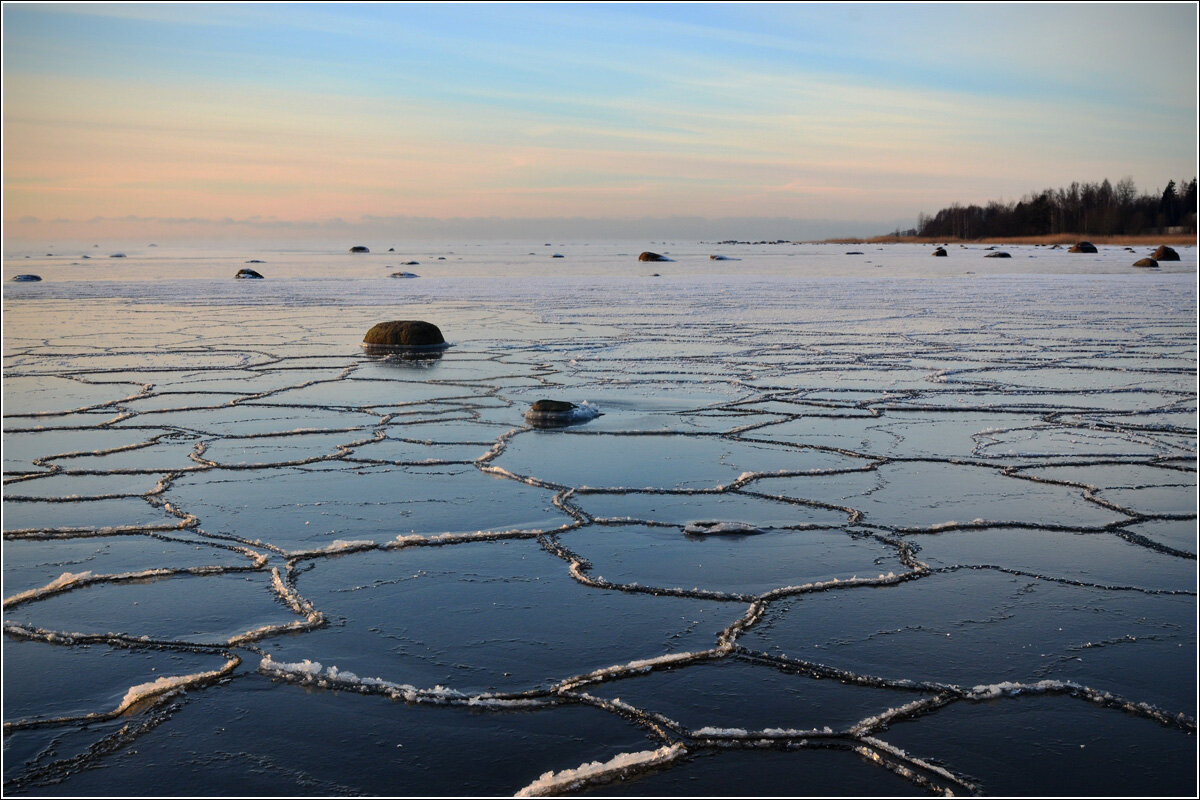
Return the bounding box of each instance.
[814,233,1197,246]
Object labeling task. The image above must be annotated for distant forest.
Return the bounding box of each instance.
[910,177,1198,239]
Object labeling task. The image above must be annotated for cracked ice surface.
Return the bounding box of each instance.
[2,243,1196,796]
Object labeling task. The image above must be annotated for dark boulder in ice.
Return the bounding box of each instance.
[932,247,948,257]
[845,251,864,255]
[245,259,265,264]
[235,268,264,279]
[349,246,370,253]
[524,399,601,428]
[1068,241,1097,253]
[984,252,1012,258]
[389,271,419,278]
[638,251,672,262]
[403,260,419,265]
[1133,257,1158,268]
[530,399,575,414]
[363,320,446,349]
[1152,245,1180,261]
[11,274,42,282]
[552,253,565,258]
[110,253,127,258]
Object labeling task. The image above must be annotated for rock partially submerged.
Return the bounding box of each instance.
[1068,241,1097,253]
[235,268,264,279]
[552,253,565,258]
[362,320,447,353]
[110,253,127,258]
[638,251,673,262]
[11,274,42,282]
[984,251,1012,258]
[932,247,947,257]
[349,246,370,253]
[710,255,739,261]
[1152,245,1180,261]
[389,271,419,278]
[524,399,601,428]
[246,259,265,264]
[684,521,765,536]
[1133,257,1158,268]
[845,251,864,255]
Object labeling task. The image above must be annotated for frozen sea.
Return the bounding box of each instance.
[2,241,1197,796]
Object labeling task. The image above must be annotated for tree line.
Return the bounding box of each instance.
[911,177,1198,239]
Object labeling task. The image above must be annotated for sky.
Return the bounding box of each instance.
[3,2,1197,242]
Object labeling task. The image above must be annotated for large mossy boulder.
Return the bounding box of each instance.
[530,399,576,414]
[1068,241,1097,253]
[1133,257,1158,268]
[1152,245,1180,261]
[363,320,445,348]
[638,251,671,262]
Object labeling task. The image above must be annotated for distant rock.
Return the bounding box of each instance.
[1152,245,1180,261]
[1068,241,1097,253]
[11,274,42,282]
[932,247,947,257]
[148,243,158,247]
[110,253,127,258]
[403,260,419,265]
[245,259,265,264]
[363,320,446,350]
[552,253,564,258]
[1124,247,1135,252]
[388,247,395,252]
[235,268,264,279]
[1133,257,1159,268]
[437,256,446,260]
[844,251,864,255]
[81,254,90,259]
[389,271,419,278]
[638,251,672,262]
[350,246,370,253]
[984,252,1012,258]
[1050,244,1062,250]
[524,399,601,428]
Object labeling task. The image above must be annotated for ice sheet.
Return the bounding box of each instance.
[3,243,1195,795]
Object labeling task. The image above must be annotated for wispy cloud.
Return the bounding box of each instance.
[3,3,1195,238]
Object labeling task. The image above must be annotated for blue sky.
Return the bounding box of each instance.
[4,2,1196,240]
